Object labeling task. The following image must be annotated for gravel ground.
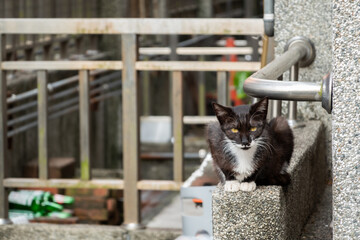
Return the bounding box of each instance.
[300,185,333,239]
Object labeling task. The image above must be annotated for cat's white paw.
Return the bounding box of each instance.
[224,180,241,192]
[239,181,256,192]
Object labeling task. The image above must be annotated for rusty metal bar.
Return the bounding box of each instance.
[3,178,124,189]
[2,178,184,191]
[2,61,123,70]
[217,71,228,106]
[37,70,48,180]
[79,70,91,180]
[7,89,122,138]
[2,61,260,72]
[138,47,253,56]
[7,73,121,118]
[122,34,141,227]
[172,71,184,182]
[7,70,107,105]
[0,18,264,35]
[0,34,9,220]
[137,180,182,191]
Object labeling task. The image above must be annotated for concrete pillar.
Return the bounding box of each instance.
[332,1,360,238]
[275,0,332,176]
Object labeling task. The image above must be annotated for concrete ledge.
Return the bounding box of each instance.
[0,223,181,240]
[212,121,327,240]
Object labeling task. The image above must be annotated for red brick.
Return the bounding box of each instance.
[73,209,108,221]
[65,188,109,197]
[71,196,107,209]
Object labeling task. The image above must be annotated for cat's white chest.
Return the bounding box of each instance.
[224,138,257,181]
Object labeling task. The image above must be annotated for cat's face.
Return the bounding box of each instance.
[212,98,268,150]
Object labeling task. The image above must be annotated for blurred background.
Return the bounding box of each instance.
[2,0,263,226]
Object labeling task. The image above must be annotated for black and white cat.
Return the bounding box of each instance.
[207,97,294,192]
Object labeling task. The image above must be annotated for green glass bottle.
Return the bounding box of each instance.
[8,190,63,213]
[52,194,74,205]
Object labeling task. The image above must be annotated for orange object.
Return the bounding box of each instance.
[223,37,244,106]
[192,198,203,204]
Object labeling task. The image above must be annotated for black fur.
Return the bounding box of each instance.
[207,97,294,186]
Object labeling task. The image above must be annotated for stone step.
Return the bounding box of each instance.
[212,121,327,239]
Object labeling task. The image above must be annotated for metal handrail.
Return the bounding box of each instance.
[244,36,332,113]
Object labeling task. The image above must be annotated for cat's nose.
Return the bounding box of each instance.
[241,138,250,146]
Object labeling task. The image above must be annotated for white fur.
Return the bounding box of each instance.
[223,136,258,181]
[239,181,256,191]
[224,180,241,192]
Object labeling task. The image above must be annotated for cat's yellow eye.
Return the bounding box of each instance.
[231,128,238,133]
[250,127,257,132]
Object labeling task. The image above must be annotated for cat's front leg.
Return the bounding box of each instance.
[235,174,257,191]
[239,181,256,192]
[224,180,241,192]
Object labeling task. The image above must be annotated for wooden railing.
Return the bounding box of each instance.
[1,0,99,61]
[0,18,263,227]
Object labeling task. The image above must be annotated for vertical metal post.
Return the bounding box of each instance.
[271,75,283,118]
[287,62,304,128]
[37,70,48,180]
[261,35,276,120]
[0,34,11,224]
[121,34,142,228]
[172,71,184,183]
[217,71,229,106]
[79,70,91,180]
[288,63,299,121]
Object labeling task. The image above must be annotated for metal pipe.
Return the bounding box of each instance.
[7,71,121,115]
[7,89,122,137]
[6,69,107,104]
[271,75,283,118]
[288,63,299,121]
[264,0,274,37]
[244,37,321,102]
[7,81,121,127]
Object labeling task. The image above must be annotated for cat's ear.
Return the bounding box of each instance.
[250,97,268,123]
[212,102,235,125]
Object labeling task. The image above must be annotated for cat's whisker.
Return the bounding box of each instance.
[256,138,274,154]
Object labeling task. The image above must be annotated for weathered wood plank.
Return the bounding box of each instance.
[172,71,184,182]
[1,61,260,72]
[138,61,260,72]
[3,178,124,189]
[0,18,263,35]
[137,180,182,191]
[217,71,229,106]
[37,70,49,180]
[2,61,123,70]
[79,70,91,180]
[122,34,140,225]
[139,47,253,55]
[3,178,184,191]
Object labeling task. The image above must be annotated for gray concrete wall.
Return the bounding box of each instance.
[275,0,333,178]
[0,223,181,240]
[332,1,360,239]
